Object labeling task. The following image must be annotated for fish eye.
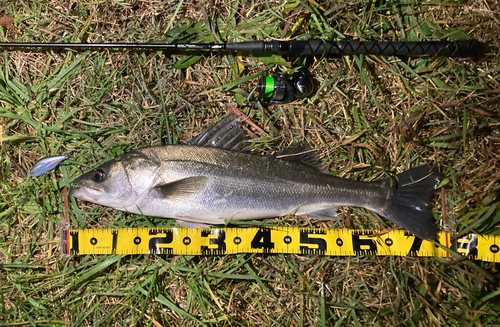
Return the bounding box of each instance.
[93,169,106,182]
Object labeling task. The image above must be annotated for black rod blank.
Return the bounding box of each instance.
[0,39,483,57]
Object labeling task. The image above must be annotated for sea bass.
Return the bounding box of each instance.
[70,114,441,240]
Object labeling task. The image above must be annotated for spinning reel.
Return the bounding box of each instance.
[257,68,314,106]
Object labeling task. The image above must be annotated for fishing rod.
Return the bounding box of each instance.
[0,39,482,56]
[0,39,483,105]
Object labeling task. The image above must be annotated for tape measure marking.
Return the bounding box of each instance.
[60,227,500,262]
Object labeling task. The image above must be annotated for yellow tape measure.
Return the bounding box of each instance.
[60,227,500,262]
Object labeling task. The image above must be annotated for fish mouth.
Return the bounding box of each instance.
[70,183,102,202]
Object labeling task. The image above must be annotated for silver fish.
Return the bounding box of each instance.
[30,155,69,177]
[70,115,441,240]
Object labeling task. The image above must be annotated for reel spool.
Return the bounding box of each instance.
[257,68,314,106]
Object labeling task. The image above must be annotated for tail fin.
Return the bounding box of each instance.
[377,164,442,240]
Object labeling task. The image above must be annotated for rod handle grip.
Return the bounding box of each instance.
[287,39,483,57]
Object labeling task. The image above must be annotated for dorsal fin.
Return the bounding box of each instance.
[274,145,325,171]
[187,115,324,170]
[187,114,245,151]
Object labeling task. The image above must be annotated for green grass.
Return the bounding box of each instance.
[1,0,499,325]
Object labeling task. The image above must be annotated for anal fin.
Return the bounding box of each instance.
[304,207,339,220]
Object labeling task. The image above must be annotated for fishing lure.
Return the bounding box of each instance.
[30,155,69,177]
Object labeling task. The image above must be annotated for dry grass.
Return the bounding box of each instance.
[1,0,499,326]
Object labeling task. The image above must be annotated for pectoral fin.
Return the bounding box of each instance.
[154,176,208,200]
